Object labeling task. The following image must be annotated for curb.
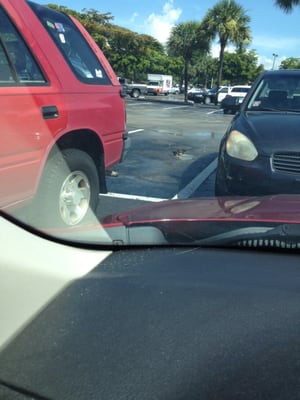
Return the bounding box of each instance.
[126,96,195,106]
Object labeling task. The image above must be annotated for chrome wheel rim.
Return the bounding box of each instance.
[59,171,91,225]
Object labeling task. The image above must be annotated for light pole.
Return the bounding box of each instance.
[272,53,278,70]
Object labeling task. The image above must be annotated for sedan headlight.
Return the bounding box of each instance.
[226,130,258,161]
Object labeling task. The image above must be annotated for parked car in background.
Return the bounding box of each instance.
[220,85,252,114]
[169,86,180,94]
[215,70,300,196]
[215,86,232,103]
[187,87,207,103]
[118,77,148,98]
[202,86,218,104]
[202,86,231,104]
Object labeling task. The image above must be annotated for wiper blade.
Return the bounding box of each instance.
[197,224,300,249]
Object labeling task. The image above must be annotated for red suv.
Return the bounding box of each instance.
[0,0,128,227]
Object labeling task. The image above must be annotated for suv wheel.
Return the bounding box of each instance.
[35,149,99,228]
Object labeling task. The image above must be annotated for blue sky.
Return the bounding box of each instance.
[38,0,300,69]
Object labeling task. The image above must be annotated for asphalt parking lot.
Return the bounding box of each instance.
[98,95,233,217]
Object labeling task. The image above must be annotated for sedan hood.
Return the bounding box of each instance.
[236,112,300,154]
[102,195,300,225]
[99,195,300,246]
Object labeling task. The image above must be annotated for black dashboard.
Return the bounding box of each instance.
[1,246,300,399]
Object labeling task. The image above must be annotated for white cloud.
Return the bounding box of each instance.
[143,0,182,44]
[257,54,288,70]
[130,12,139,23]
[210,43,235,58]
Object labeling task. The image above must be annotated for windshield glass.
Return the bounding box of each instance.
[2,0,300,248]
[247,73,300,111]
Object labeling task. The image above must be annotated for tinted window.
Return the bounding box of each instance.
[0,6,45,85]
[28,1,110,85]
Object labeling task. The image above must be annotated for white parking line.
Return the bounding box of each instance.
[104,158,217,203]
[128,129,144,134]
[206,109,222,115]
[102,192,167,202]
[163,105,191,110]
[126,102,152,106]
[172,157,218,199]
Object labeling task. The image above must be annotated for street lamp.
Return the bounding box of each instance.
[272,53,278,70]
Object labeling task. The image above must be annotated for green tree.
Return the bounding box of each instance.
[189,55,218,88]
[47,4,114,49]
[167,21,209,101]
[275,0,300,11]
[222,50,264,84]
[279,57,300,69]
[46,4,172,82]
[201,0,251,89]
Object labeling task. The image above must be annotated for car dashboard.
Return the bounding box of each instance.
[1,216,300,399]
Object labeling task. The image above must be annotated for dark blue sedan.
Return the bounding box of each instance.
[215,70,300,196]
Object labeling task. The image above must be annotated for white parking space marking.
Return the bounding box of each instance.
[163,105,192,110]
[104,158,217,203]
[102,192,167,202]
[207,109,222,115]
[126,102,152,106]
[172,157,218,199]
[128,129,144,134]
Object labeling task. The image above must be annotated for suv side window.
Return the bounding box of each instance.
[0,6,46,85]
[28,2,110,85]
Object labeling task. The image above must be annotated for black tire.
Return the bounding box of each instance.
[34,149,99,228]
[204,96,211,105]
[223,108,230,114]
[131,89,140,98]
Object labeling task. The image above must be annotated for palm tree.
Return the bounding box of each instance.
[275,0,300,11]
[167,21,209,102]
[201,0,251,89]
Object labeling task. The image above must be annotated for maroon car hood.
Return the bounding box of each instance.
[46,195,300,246]
[102,195,300,227]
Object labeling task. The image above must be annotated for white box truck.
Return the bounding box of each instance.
[146,74,173,95]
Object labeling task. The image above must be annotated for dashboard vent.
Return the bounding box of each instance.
[236,238,300,249]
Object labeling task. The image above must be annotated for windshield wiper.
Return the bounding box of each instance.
[197,224,300,249]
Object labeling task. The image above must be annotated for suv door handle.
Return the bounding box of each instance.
[41,105,59,119]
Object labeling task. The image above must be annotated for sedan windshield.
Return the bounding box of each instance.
[246,73,300,112]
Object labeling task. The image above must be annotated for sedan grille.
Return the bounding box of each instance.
[272,152,300,175]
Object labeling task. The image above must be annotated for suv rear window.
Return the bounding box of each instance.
[28,1,110,85]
